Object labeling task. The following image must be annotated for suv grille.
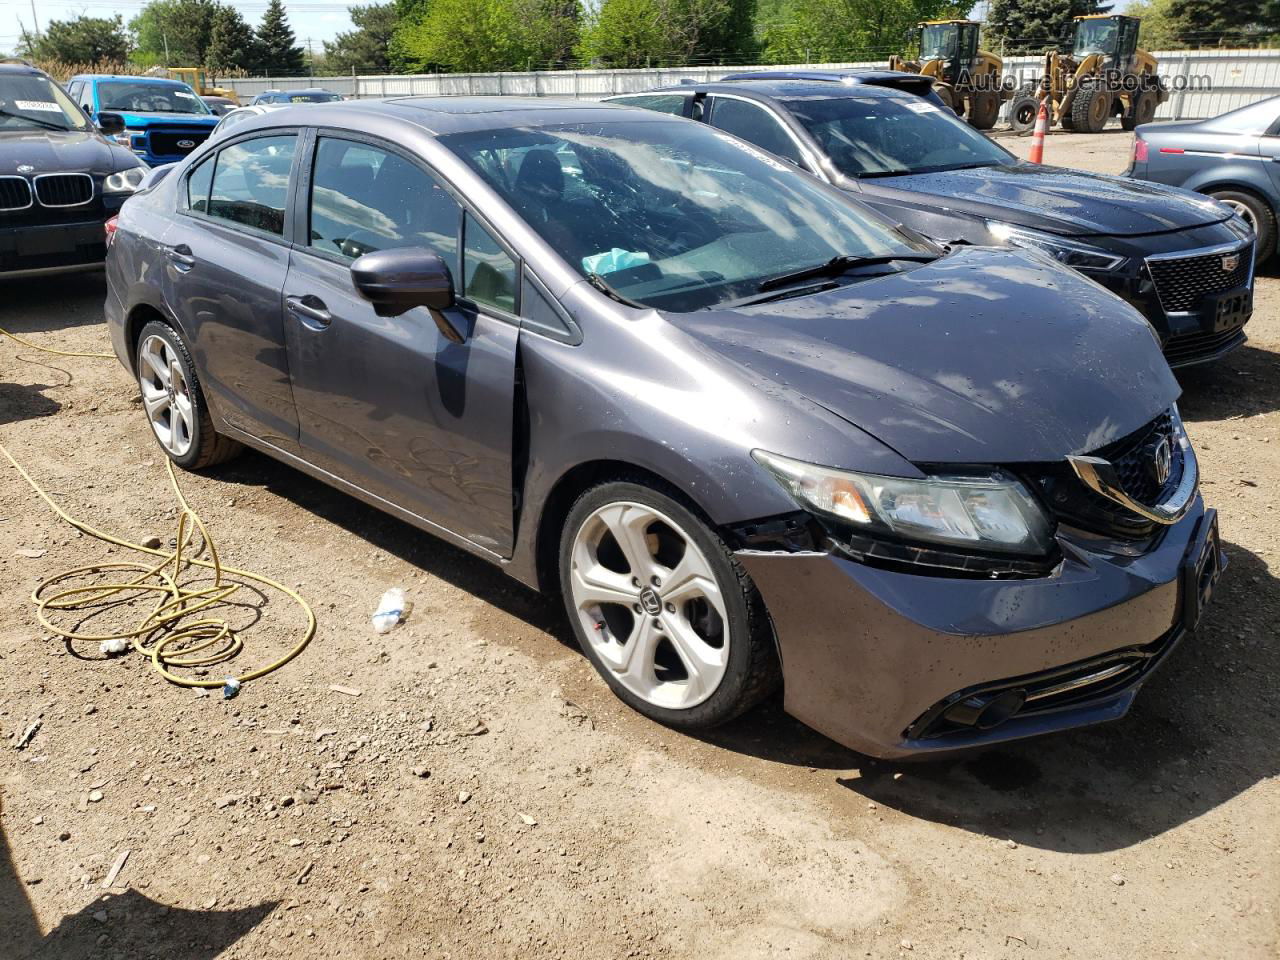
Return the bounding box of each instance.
[1147,243,1253,313]
[0,176,33,210]
[34,174,93,207]
[149,131,210,157]
[1163,326,1247,367]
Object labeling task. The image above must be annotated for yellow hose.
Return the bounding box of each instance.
[1,327,316,692]
[0,325,115,359]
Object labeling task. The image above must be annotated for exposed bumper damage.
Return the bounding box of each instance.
[738,499,1222,759]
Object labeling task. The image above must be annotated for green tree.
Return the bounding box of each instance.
[397,0,579,71]
[324,3,397,73]
[578,0,753,66]
[1122,0,1180,49]
[986,0,1111,54]
[389,0,433,71]
[761,0,971,63]
[1166,0,1279,45]
[130,0,220,64]
[205,5,259,71]
[32,15,131,63]
[255,0,305,74]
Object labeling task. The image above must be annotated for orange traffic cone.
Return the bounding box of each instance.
[1029,99,1049,164]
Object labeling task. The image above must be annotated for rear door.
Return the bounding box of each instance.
[164,131,302,452]
[282,132,520,555]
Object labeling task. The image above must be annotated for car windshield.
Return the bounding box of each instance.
[1073,19,1118,56]
[782,93,1016,179]
[98,81,211,114]
[440,119,929,312]
[283,92,341,102]
[0,75,90,131]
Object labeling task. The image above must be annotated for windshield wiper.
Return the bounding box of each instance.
[0,108,70,132]
[587,272,645,308]
[757,253,937,293]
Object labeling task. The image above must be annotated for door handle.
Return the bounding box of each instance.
[166,244,195,271]
[286,295,332,330]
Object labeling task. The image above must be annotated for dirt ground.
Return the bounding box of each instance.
[2,129,1278,960]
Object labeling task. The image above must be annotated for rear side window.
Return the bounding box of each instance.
[708,97,804,166]
[207,134,296,235]
[308,137,461,266]
[187,157,214,212]
[612,94,689,117]
[462,212,516,313]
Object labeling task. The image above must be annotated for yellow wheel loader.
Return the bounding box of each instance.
[157,67,240,106]
[1009,14,1165,135]
[889,20,1008,130]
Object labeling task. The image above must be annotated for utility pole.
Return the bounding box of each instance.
[163,31,171,65]
[307,37,314,77]
[29,0,40,38]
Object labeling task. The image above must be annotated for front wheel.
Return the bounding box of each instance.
[1209,189,1276,263]
[136,320,242,470]
[559,481,779,729]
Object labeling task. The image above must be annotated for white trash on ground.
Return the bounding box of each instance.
[372,587,410,634]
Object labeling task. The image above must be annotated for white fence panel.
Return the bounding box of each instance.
[219,49,1280,121]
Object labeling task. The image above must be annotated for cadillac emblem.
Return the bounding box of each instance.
[1221,253,1240,272]
[177,139,196,149]
[1151,436,1172,487]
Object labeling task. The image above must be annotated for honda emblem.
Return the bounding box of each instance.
[1221,254,1240,272]
[1152,437,1172,487]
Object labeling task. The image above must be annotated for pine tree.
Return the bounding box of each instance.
[206,5,258,72]
[255,0,305,74]
[987,0,1112,54]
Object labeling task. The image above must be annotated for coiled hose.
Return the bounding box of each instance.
[1,324,315,691]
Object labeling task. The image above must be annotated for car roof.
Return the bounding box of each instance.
[0,60,47,78]
[230,96,658,136]
[645,77,926,102]
[73,74,190,86]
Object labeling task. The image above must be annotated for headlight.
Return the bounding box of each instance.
[987,221,1126,272]
[1224,212,1254,242]
[752,450,1054,556]
[104,166,147,194]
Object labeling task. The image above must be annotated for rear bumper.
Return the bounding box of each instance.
[739,499,1221,759]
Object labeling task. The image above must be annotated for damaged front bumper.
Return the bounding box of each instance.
[738,499,1222,759]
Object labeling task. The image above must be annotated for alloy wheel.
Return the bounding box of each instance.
[1221,198,1257,234]
[138,333,195,457]
[568,501,730,710]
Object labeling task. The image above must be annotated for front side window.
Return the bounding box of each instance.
[708,98,804,166]
[920,25,958,61]
[97,81,211,115]
[463,212,517,313]
[308,137,460,265]
[0,74,91,131]
[207,135,296,235]
[782,93,1016,179]
[1073,19,1119,57]
[441,118,927,312]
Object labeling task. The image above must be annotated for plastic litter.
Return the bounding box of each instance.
[372,587,409,634]
[581,248,650,276]
[99,637,130,656]
[223,677,242,700]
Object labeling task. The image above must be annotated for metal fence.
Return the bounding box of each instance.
[222,48,1280,121]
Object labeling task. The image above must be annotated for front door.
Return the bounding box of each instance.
[282,134,520,555]
[165,132,302,451]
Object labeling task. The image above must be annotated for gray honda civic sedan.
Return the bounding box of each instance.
[105,98,1223,758]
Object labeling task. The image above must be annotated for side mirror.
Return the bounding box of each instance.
[350,246,464,342]
[97,112,125,136]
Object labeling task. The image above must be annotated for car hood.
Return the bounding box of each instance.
[863,162,1228,237]
[0,128,121,175]
[116,112,219,129]
[672,247,1179,465]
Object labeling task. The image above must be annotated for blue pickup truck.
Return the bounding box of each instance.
[66,74,220,166]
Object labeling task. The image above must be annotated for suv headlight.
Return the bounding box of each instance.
[987,221,1126,273]
[104,166,147,194]
[753,450,1054,556]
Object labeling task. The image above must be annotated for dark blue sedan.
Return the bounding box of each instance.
[1129,96,1280,263]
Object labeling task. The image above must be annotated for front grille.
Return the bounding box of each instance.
[0,176,33,210]
[1147,243,1253,313]
[1029,409,1183,540]
[149,130,210,157]
[1163,326,1247,367]
[34,174,93,207]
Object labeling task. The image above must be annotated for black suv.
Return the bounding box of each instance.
[609,75,1257,368]
[0,60,146,278]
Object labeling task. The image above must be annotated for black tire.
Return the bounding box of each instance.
[1122,90,1159,131]
[1008,95,1041,135]
[1208,189,1277,263]
[968,92,1000,130]
[558,479,780,730]
[135,319,242,470]
[934,86,956,115]
[1071,87,1111,133]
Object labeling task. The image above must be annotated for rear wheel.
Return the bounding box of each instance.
[968,92,1000,130]
[933,86,956,114]
[1208,189,1276,263]
[559,480,779,729]
[136,320,242,470]
[1071,88,1111,133]
[1122,90,1159,131]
